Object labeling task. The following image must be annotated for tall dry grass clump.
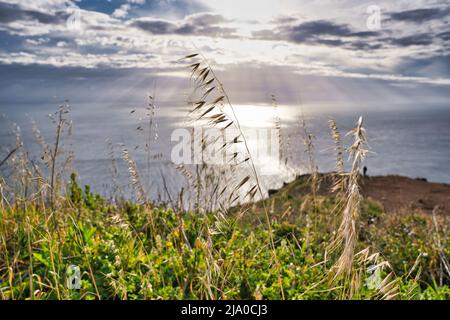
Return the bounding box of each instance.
[328,119,346,197]
[352,248,398,299]
[121,147,146,204]
[299,114,319,207]
[331,116,367,278]
[431,206,450,284]
[327,117,399,299]
[180,53,285,298]
[0,104,72,211]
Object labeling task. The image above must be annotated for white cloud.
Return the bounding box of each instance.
[56,41,68,47]
[2,0,77,12]
[112,4,131,18]
[0,0,448,89]
[25,37,50,45]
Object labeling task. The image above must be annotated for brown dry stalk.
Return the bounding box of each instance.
[181,53,285,298]
[50,105,67,207]
[300,114,319,208]
[332,117,367,279]
[121,147,146,204]
[271,95,284,166]
[0,145,21,168]
[431,206,450,282]
[328,119,345,176]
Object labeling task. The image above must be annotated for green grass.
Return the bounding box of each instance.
[1,61,449,300]
[1,174,448,300]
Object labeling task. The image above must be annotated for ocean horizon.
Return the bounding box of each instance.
[1,101,449,202]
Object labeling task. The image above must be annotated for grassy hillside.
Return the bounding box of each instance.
[0,173,449,300]
[1,54,449,300]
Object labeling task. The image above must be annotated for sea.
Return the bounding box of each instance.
[1,101,449,203]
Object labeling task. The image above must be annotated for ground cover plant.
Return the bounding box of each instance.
[0,55,449,300]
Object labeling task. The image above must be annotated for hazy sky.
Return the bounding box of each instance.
[0,0,449,108]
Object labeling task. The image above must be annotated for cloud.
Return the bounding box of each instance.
[0,1,69,24]
[388,6,450,23]
[1,62,449,111]
[252,18,383,51]
[187,12,229,25]
[271,15,298,25]
[131,19,174,34]
[112,4,131,18]
[131,0,208,19]
[25,37,50,46]
[395,54,450,78]
[127,0,146,4]
[113,0,148,19]
[437,31,450,41]
[343,41,383,50]
[253,20,354,42]
[389,33,434,47]
[286,20,352,41]
[131,12,236,37]
[0,0,448,94]
[2,0,74,12]
[252,15,445,51]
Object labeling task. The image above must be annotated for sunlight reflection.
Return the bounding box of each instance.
[223,104,291,128]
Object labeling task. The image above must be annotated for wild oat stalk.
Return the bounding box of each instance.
[181,53,285,298]
[328,119,347,216]
[353,248,398,300]
[300,114,319,210]
[121,147,146,204]
[129,95,161,199]
[431,206,450,283]
[49,105,70,207]
[134,94,160,191]
[106,138,122,199]
[327,124,409,301]
[328,117,398,300]
[332,116,367,281]
[0,145,21,169]
[27,104,72,208]
[271,95,285,167]
[328,119,345,175]
[8,123,50,207]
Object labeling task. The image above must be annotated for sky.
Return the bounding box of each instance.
[0,0,449,108]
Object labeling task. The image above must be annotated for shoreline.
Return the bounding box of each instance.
[267,173,450,215]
